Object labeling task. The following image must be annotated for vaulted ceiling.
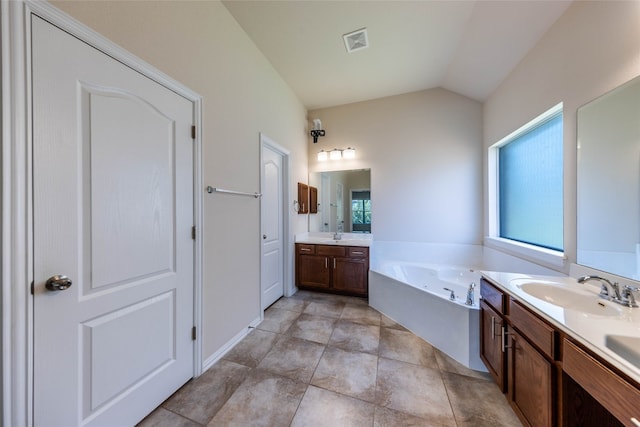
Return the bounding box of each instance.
[222,0,572,110]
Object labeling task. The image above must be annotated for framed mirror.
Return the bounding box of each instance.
[577,74,640,280]
[308,169,371,233]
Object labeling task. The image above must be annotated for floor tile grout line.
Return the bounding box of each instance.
[159,402,207,426]
[437,358,462,427]
[287,381,310,427]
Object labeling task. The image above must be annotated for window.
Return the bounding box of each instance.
[351,190,371,233]
[494,104,563,252]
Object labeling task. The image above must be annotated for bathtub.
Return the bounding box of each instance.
[369,242,562,371]
[387,263,481,306]
[370,262,484,371]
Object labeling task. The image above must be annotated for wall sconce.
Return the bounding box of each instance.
[317,147,355,161]
[310,118,325,143]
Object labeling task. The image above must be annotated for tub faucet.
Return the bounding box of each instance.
[444,288,456,301]
[466,282,476,306]
[577,275,622,301]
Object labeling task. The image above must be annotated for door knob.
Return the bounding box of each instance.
[263,234,267,239]
[45,275,72,291]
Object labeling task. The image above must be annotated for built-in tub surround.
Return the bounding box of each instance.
[371,265,484,370]
[369,241,561,371]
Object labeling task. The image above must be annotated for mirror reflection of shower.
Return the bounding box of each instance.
[308,169,371,233]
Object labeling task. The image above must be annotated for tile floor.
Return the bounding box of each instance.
[138,291,521,427]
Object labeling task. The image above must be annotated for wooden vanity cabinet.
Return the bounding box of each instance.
[480,278,558,427]
[296,244,330,289]
[295,243,369,297]
[481,276,640,427]
[508,299,558,427]
[508,329,555,427]
[563,339,639,427]
[480,294,506,391]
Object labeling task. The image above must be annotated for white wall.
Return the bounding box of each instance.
[483,1,640,274]
[309,88,483,244]
[53,1,309,362]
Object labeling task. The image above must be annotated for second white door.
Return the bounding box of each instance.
[261,137,285,309]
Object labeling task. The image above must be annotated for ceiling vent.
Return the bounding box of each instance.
[343,28,369,53]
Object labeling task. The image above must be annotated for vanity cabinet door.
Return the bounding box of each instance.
[333,257,368,296]
[297,254,330,288]
[480,300,506,391]
[509,331,554,427]
[297,182,309,214]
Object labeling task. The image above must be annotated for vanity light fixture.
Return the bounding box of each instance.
[317,147,356,161]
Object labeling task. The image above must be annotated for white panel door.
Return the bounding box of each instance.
[261,141,285,309]
[32,16,194,427]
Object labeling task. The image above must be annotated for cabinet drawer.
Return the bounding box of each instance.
[347,247,369,258]
[481,278,505,314]
[317,245,347,257]
[509,299,557,360]
[296,244,316,255]
[563,339,640,426]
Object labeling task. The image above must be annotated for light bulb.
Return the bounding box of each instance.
[343,147,355,159]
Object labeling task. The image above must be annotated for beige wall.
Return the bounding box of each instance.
[309,88,483,244]
[484,1,640,273]
[52,0,309,362]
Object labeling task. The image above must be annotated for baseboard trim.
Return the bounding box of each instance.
[201,316,262,373]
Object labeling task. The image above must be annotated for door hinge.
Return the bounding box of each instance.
[191,225,196,240]
[191,125,196,139]
[191,326,197,341]
[31,281,34,295]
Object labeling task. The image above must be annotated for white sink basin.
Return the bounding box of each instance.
[511,279,621,316]
[606,335,640,368]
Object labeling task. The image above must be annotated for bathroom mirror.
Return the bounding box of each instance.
[308,169,371,233]
[577,74,640,280]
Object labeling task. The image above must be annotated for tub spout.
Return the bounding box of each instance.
[466,282,476,306]
[443,288,456,301]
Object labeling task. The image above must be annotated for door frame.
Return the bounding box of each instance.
[259,133,292,310]
[1,2,204,425]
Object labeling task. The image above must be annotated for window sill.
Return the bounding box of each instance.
[484,236,567,268]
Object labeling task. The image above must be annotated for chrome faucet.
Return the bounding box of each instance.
[622,285,639,308]
[466,282,476,306]
[444,288,456,301]
[577,275,623,302]
[333,231,342,240]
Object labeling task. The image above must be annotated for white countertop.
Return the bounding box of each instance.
[295,232,372,247]
[481,271,640,384]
